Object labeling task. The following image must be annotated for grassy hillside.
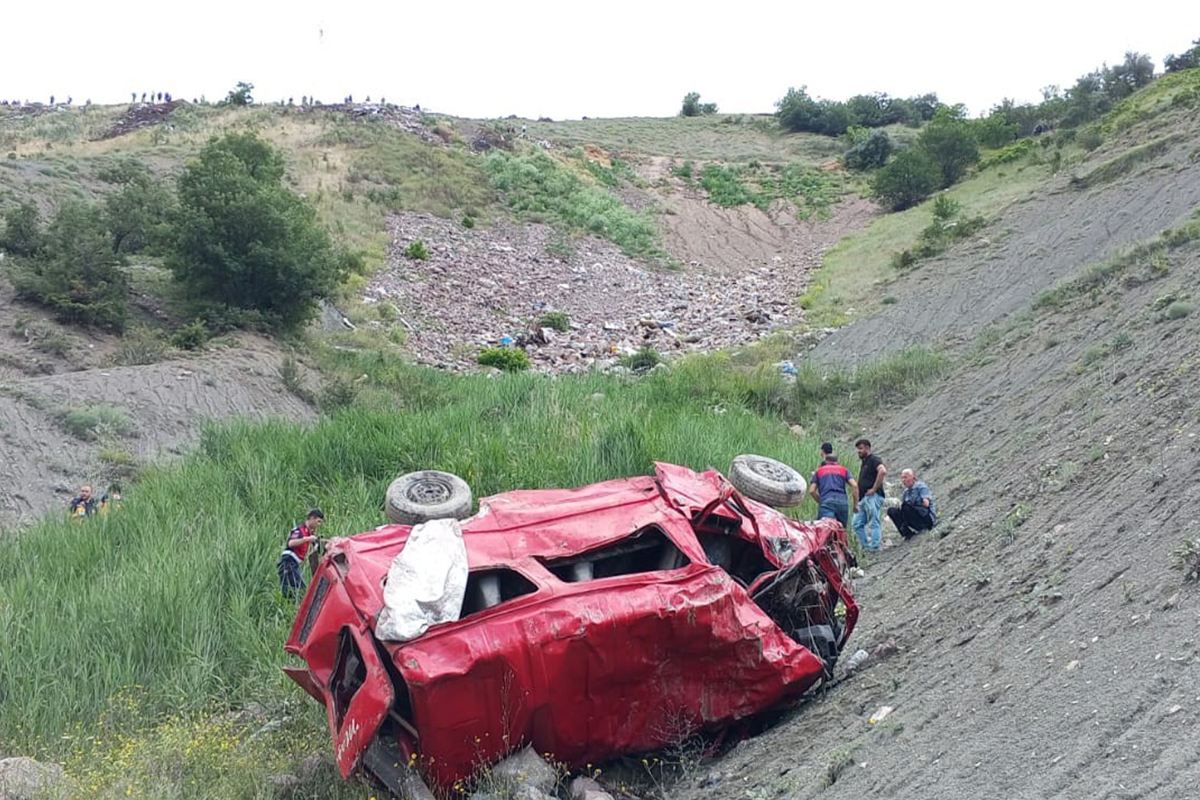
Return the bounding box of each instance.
[0,339,951,797]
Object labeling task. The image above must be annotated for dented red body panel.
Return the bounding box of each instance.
[285,463,858,790]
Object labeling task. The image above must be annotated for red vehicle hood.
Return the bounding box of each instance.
[285,462,857,789]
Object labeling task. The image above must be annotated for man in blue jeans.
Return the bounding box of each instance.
[809,442,858,526]
[852,438,887,552]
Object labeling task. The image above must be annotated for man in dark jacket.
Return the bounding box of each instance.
[278,509,324,599]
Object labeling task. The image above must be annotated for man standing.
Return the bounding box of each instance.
[887,469,937,539]
[809,442,858,526]
[851,439,887,552]
[278,509,324,599]
[69,485,97,519]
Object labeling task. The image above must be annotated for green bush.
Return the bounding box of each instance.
[317,376,358,412]
[223,81,254,106]
[843,130,893,171]
[620,345,662,372]
[168,133,347,331]
[114,326,170,365]
[1163,300,1195,320]
[101,160,175,255]
[485,150,660,258]
[10,201,128,330]
[0,201,44,256]
[477,346,531,372]
[680,92,718,117]
[57,404,133,440]
[169,320,211,351]
[872,149,941,211]
[700,165,761,208]
[461,215,476,229]
[404,240,429,260]
[918,108,980,187]
[537,311,570,332]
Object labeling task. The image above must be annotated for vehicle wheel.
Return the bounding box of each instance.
[728,454,807,508]
[385,470,473,525]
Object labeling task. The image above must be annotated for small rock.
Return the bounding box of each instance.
[490,747,558,794]
[269,773,302,799]
[513,787,555,800]
[872,637,900,660]
[1163,592,1180,610]
[1166,705,1183,715]
[789,424,805,437]
[1065,660,1081,671]
[570,775,615,800]
[0,757,68,800]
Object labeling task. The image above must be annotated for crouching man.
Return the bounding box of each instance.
[887,469,936,540]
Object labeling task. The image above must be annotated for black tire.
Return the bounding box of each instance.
[728,454,807,508]
[385,470,473,525]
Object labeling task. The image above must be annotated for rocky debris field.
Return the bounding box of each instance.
[368,204,872,373]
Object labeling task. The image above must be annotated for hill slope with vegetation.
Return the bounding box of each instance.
[2,44,1200,799]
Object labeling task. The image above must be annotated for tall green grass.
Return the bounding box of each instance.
[0,358,821,751]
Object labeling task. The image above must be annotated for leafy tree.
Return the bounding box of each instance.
[168,133,346,330]
[918,108,980,187]
[223,81,254,106]
[0,201,44,256]
[11,201,127,329]
[1102,52,1155,102]
[1164,38,1200,72]
[843,130,894,170]
[776,87,823,132]
[973,110,1020,149]
[872,148,940,211]
[681,92,717,117]
[99,159,175,254]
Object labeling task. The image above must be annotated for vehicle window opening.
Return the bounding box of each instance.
[696,530,775,586]
[298,576,330,645]
[538,526,690,582]
[332,627,366,728]
[461,568,539,616]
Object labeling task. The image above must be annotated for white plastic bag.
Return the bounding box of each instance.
[375,518,468,642]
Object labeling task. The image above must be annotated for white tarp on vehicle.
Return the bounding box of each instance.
[375,518,468,642]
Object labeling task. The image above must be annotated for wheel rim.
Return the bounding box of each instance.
[407,478,452,506]
[748,459,793,483]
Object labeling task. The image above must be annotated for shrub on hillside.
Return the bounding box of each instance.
[843,130,894,171]
[168,133,347,331]
[404,240,429,260]
[537,311,570,332]
[169,319,211,351]
[0,201,44,257]
[680,92,718,117]
[872,149,940,211]
[1165,38,1200,73]
[100,160,175,255]
[11,201,128,329]
[918,107,980,188]
[223,81,254,106]
[477,346,530,372]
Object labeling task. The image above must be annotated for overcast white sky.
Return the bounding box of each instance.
[2,1,1197,119]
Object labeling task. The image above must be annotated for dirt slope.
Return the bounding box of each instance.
[666,126,1200,799]
[0,289,315,527]
[814,119,1200,366]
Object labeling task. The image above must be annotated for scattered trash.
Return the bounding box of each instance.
[868,706,894,724]
[844,649,870,673]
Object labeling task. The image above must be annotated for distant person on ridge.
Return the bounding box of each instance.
[887,469,937,539]
[851,439,887,552]
[809,442,858,526]
[278,509,324,599]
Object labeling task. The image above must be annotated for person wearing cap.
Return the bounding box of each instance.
[278,509,324,599]
[809,443,858,526]
[887,469,936,539]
